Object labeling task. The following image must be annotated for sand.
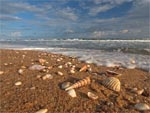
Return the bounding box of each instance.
[0,49,150,113]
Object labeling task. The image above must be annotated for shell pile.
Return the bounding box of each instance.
[102,77,121,92]
[65,77,91,91]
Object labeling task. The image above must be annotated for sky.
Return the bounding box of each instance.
[0,0,149,39]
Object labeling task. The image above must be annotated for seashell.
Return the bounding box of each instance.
[18,69,23,74]
[42,74,53,80]
[57,71,63,76]
[35,108,48,113]
[87,92,98,100]
[36,75,42,78]
[65,77,91,91]
[15,81,22,86]
[0,71,4,75]
[67,89,77,98]
[131,88,144,95]
[106,70,122,77]
[39,58,46,64]
[29,65,45,71]
[70,69,75,74]
[21,66,26,69]
[134,103,150,111]
[79,65,88,72]
[102,77,121,92]
[61,82,71,89]
[58,65,63,69]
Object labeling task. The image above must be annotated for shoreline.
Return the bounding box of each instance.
[0,49,150,112]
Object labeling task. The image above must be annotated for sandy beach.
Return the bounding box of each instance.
[0,49,150,113]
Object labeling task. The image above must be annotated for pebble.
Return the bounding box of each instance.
[18,69,24,74]
[58,65,63,69]
[134,103,150,111]
[57,71,63,76]
[0,71,4,75]
[42,74,53,80]
[35,108,48,113]
[15,81,22,86]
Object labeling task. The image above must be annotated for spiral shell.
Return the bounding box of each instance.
[102,77,121,92]
[65,77,91,91]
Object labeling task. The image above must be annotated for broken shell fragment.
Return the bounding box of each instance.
[35,108,48,113]
[65,77,91,91]
[57,71,63,76]
[42,74,53,80]
[87,92,98,100]
[102,77,121,92]
[79,65,88,72]
[39,58,46,64]
[67,89,77,98]
[15,81,22,86]
[134,103,150,111]
[18,69,24,74]
[106,70,122,77]
[0,71,4,75]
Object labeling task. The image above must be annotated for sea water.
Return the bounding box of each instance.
[0,39,149,72]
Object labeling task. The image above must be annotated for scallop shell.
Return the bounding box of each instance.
[67,89,77,98]
[102,77,121,92]
[134,103,150,111]
[87,92,98,100]
[65,77,91,91]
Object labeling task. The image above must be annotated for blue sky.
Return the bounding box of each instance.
[0,0,149,39]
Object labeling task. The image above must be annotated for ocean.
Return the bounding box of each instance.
[0,39,150,72]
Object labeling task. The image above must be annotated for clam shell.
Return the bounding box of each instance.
[87,92,98,100]
[61,82,71,89]
[67,89,77,98]
[134,103,150,111]
[102,77,121,92]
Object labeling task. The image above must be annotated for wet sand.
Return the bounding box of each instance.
[0,49,150,113]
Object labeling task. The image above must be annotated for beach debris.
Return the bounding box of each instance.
[134,103,150,111]
[102,77,121,92]
[67,89,77,98]
[131,88,144,95]
[15,81,22,86]
[18,69,24,74]
[70,69,75,74]
[106,70,122,77]
[57,71,63,76]
[21,66,27,69]
[39,58,46,65]
[61,82,71,89]
[42,74,53,80]
[0,71,4,75]
[29,64,46,71]
[79,65,88,72]
[58,65,63,69]
[35,108,48,113]
[65,77,91,91]
[87,92,98,100]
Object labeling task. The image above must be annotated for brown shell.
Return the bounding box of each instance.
[79,65,88,72]
[65,77,91,91]
[102,77,121,92]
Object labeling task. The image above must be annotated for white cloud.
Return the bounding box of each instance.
[0,15,21,21]
[92,31,107,37]
[11,32,22,37]
[58,7,78,21]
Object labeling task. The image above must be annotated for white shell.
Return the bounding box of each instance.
[134,103,150,111]
[58,65,63,69]
[18,69,23,74]
[15,81,22,86]
[0,71,4,75]
[87,92,98,100]
[57,71,63,76]
[61,82,71,89]
[67,89,77,98]
[42,74,53,80]
[35,108,48,113]
[102,77,121,92]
